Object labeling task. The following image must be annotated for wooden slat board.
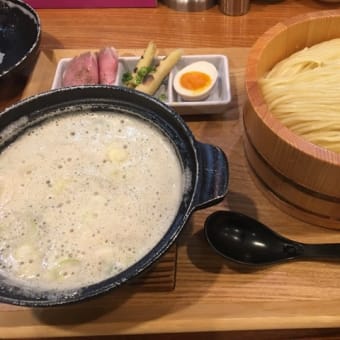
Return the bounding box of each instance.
[3,47,340,338]
[128,245,177,291]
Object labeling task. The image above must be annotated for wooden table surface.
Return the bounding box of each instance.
[3,1,340,339]
[2,0,340,111]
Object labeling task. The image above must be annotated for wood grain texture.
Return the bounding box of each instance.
[2,1,340,338]
[1,0,340,112]
[3,47,340,339]
[34,1,340,50]
[13,328,340,340]
[243,115,340,229]
[128,245,177,291]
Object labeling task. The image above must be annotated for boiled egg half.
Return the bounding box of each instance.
[173,61,218,101]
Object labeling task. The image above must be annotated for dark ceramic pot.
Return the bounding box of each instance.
[0,86,228,306]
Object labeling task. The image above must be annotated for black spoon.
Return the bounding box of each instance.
[204,210,340,266]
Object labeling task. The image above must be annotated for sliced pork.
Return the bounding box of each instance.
[62,51,99,87]
[98,47,119,85]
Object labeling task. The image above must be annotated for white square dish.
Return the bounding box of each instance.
[51,54,231,115]
[169,54,231,115]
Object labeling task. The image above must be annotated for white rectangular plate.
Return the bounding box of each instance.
[52,54,231,115]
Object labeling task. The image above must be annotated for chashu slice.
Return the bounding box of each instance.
[98,46,119,85]
[62,51,99,87]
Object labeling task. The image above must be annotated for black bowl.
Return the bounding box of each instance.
[0,0,41,97]
[0,86,229,306]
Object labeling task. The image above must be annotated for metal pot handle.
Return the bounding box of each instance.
[193,141,229,210]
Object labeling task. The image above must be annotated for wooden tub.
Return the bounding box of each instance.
[244,10,340,229]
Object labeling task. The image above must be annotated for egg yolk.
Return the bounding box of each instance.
[180,71,211,91]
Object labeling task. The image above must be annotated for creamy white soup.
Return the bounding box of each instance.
[0,112,183,291]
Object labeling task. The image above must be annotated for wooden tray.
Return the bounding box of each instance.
[3,47,340,339]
